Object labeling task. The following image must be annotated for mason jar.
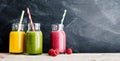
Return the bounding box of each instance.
[9,23,25,54]
[26,23,43,55]
[50,24,66,53]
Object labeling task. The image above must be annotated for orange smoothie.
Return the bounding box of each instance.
[9,31,25,53]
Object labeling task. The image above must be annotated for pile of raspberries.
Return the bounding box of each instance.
[48,48,72,57]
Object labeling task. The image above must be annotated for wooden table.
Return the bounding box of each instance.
[0,53,120,61]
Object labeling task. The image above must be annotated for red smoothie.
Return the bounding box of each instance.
[50,24,66,53]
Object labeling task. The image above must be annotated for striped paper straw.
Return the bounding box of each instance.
[61,9,67,24]
[18,10,25,31]
[27,7,35,31]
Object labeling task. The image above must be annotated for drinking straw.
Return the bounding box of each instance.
[26,7,35,31]
[18,10,25,31]
[61,9,67,24]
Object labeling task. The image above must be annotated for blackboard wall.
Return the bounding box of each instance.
[1,0,120,53]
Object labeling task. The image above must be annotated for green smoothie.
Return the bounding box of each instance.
[26,31,43,54]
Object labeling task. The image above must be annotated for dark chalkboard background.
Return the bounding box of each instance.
[1,0,120,53]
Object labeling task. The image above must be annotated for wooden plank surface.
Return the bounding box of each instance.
[0,53,120,61]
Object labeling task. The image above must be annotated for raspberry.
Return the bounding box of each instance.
[48,49,54,55]
[51,50,57,56]
[48,48,59,56]
[55,49,59,55]
[66,48,72,54]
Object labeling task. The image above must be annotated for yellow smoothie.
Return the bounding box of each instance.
[9,31,25,53]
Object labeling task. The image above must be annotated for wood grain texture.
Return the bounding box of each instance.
[1,53,120,61]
